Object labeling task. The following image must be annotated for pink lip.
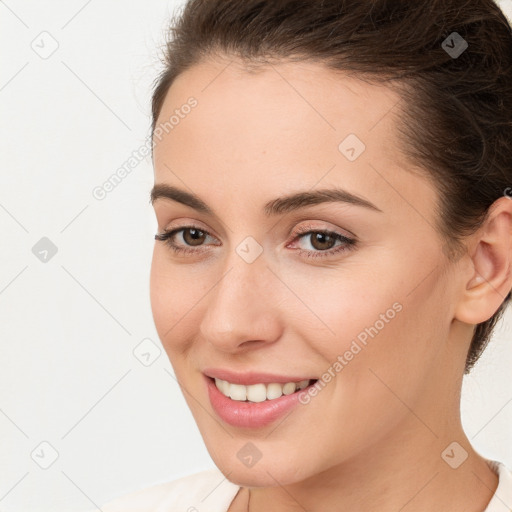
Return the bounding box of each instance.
[205,375,317,429]
[202,367,315,385]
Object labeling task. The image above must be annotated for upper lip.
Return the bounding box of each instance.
[203,368,316,386]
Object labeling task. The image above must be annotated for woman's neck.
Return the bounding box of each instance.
[229,425,499,512]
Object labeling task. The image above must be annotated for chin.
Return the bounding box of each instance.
[213,453,314,488]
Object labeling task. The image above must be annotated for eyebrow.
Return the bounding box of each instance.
[150,183,383,216]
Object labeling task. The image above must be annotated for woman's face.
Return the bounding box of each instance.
[150,57,468,487]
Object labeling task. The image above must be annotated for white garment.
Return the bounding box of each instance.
[87,459,512,512]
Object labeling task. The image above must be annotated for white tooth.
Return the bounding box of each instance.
[217,379,309,401]
[266,383,284,400]
[282,382,296,395]
[298,379,309,390]
[229,383,247,401]
[214,378,229,395]
[246,383,267,403]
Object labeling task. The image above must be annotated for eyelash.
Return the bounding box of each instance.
[154,223,357,259]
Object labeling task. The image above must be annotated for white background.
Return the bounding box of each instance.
[1,1,511,511]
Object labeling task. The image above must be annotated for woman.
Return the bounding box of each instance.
[91,0,512,510]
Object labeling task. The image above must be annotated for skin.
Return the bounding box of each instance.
[149,56,512,511]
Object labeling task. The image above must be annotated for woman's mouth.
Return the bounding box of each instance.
[205,375,319,428]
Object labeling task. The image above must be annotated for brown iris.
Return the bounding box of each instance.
[309,232,336,251]
[183,228,207,246]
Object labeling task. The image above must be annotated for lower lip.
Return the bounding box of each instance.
[205,375,317,429]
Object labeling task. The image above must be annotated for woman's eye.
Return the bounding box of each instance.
[290,230,356,259]
[154,225,357,259]
[154,226,217,255]
[297,231,340,251]
[175,227,208,247]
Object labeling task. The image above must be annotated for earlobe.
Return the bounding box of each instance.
[454,197,512,325]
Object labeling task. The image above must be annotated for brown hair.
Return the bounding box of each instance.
[150,0,512,374]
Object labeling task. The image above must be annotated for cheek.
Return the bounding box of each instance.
[277,261,404,358]
[149,249,213,353]
[322,263,450,423]
[280,253,447,383]
[150,250,186,350]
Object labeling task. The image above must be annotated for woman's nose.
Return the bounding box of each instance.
[198,256,283,353]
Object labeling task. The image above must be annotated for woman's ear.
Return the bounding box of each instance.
[454,196,512,325]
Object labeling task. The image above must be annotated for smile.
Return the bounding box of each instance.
[214,378,313,402]
[205,374,320,428]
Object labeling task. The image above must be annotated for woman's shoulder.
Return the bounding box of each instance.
[484,459,512,512]
[87,467,241,512]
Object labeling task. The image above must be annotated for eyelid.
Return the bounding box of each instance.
[161,218,219,238]
[289,221,356,241]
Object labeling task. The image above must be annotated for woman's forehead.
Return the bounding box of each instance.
[153,59,438,224]
[162,58,402,129]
